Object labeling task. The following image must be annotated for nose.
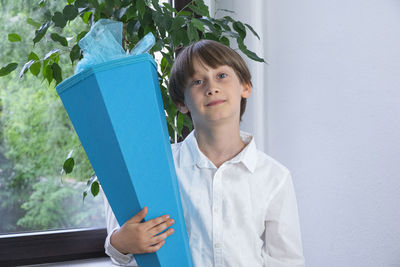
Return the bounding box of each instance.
[206,83,220,96]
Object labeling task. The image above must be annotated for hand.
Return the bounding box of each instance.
[110,206,175,254]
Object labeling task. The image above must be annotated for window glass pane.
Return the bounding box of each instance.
[0,1,105,235]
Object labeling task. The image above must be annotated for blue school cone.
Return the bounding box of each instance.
[56,53,193,267]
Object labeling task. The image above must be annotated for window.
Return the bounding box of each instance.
[0,0,185,265]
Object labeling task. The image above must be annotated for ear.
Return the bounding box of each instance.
[241,82,252,99]
[176,103,189,114]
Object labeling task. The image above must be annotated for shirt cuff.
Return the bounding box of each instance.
[104,227,138,266]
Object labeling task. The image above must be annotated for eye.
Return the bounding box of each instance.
[192,79,203,86]
[218,73,227,79]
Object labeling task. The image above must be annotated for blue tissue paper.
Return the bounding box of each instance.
[75,19,155,74]
[130,31,156,56]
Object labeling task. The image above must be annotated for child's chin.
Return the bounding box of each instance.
[205,113,235,123]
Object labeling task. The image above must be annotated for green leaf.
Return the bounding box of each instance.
[68,0,76,4]
[63,157,75,174]
[30,62,41,76]
[52,12,67,28]
[167,123,175,141]
[45,64,53,84]
[191,18,205,32]
[50,33,68,46]
[219,36,230,46]
[194,0,210,16]
[137,0,146,19]
[27,18,41,28]
[168,120,179,134]
[152,0,162,12]
[0,63,18,77]
[75,0,89,8]
[42,58,49,76]
[204,32,219,41]
[63,4,79,21]
[198,18,219,33]
[33,22,50,44]
[44,49,60,60]
[51,63,62,84]
[213,19,230,32]
[233,21,246,39]
[82,11,92,24]
[189,4,208,17]
[89,0,100,9]
[222,15,235,23]
[105,0,114,15]
[177,113,184,135]
[162,2,177,13]
[83,174,97,202]
[143,25,154,35]
[161,51,173,65]
[77,31,88,42]
[183,114,193,131]
[91,181,100,197]
[172,16,185,31]
[70,44,81,63]
[212,21,222,32]
[187,23,199,42]
[28,51,40,61]
[237,38,264,62]
[177,10,192,17]
[153,39,164,52]
[85,177,96,189]
[28,52,41,76]
[245,23,260,40]
[125,6,137,20]
[217,8,234,14]
[19,60,35,78]
[8,33,21,42]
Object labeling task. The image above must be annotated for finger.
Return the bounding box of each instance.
[143,214,170,230]
[149,219,175,236]
[128,206,148,223]
[146,240,166,253]
[151,228,175,244]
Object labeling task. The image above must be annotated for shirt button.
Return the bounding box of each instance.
[214,243,222,248]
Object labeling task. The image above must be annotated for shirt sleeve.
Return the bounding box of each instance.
[263,172,306,267]
[103,191,138,266]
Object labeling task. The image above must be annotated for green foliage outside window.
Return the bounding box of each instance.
[0,0,102,233]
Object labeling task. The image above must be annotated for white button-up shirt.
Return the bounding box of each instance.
[104,131,305,267]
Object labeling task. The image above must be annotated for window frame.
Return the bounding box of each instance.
[0,228,107,266]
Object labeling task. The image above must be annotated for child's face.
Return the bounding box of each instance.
[178,58,251,126]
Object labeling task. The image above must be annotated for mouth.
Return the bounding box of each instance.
[206,100,226,106]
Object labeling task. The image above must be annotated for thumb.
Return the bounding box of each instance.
[129,206,148,223]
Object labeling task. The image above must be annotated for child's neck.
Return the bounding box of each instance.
[194,122,246,168]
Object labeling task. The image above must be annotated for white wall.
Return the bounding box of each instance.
[209,0,267,151]
[215,0,400,266]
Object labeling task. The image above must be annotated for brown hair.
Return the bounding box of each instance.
[168,39,252,121]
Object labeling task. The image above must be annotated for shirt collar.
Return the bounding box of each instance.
[179,130,258,173]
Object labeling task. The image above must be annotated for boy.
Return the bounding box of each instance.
[104,40,305,266]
